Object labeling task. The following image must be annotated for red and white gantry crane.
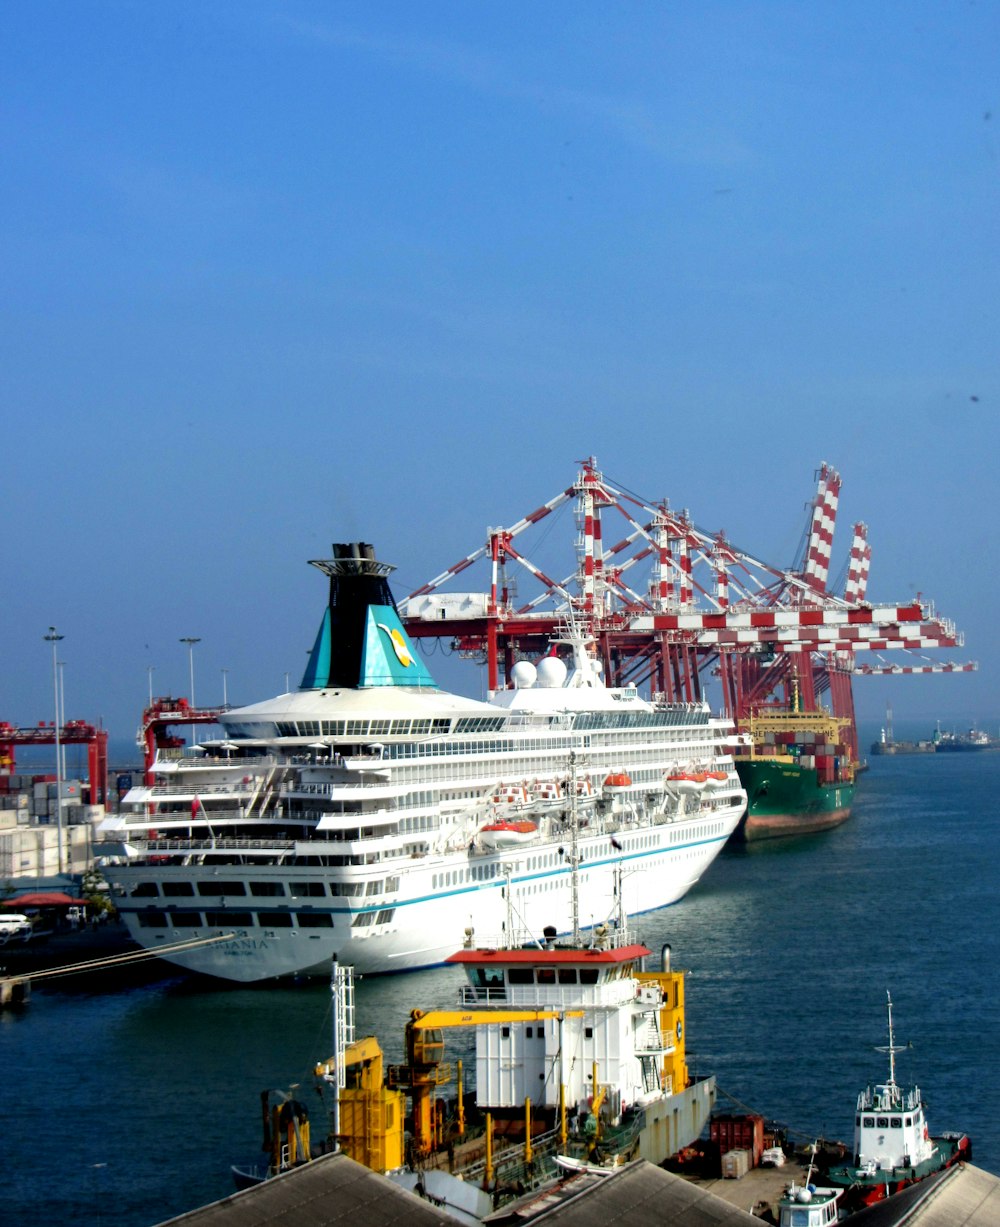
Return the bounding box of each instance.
[401,458,974,765]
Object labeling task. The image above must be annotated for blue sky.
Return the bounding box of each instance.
[2,1,998,744]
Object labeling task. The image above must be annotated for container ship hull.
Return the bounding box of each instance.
[733,705,855,842]
[733,759,854,841]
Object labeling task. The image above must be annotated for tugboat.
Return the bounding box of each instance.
[825,991,971,1209]
[313,864,718,1193]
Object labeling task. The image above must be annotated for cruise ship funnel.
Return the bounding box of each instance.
[301,542,437,690]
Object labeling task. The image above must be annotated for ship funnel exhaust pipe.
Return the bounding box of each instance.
[661,943,672,973]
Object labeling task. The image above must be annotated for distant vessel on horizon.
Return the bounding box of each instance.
[871,706,997,755]
[934,726,997,752]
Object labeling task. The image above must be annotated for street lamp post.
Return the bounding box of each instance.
[44,627,65,876]
[179,637,201,708]
[58,659,66,779]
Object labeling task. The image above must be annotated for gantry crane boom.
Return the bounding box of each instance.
[401,457,975,761]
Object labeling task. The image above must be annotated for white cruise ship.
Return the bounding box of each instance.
[98,542,746,982]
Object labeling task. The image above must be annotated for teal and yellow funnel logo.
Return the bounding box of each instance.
[361,606,436,687]
[376,623,414,667]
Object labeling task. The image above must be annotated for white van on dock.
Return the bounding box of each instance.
[0,914,33,943]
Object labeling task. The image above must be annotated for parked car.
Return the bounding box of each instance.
[0,913,33,943]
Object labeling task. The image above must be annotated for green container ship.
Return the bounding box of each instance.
[733,708,855,841]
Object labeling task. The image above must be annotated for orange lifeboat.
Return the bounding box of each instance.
[603,772,632,792]
[478,819,540,850]
[665,771,709,794]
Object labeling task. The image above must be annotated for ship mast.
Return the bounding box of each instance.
[568,751,582,946]
[875,989,908,1098]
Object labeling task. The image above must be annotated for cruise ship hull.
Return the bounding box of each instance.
[111,810,739,980]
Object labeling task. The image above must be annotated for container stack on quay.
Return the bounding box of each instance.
[0,774,106,880]
[711,1113,766,1178]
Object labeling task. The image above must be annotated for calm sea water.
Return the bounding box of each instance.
[3,740,998,1226]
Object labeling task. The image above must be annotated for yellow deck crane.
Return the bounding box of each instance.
[391,1007,585,1160]
[315,1006,584,1172]
[315,1035,407,1173]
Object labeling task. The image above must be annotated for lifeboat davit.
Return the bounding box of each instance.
[479,819,540,850]
[603,772,632,793]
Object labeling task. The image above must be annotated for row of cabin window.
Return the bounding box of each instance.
[224,713,711,753]
[473,966,602,986]
[129,878,399,898]
[134,908,395,929]
[429,821,731,897]
[382,726,710,764]
[857,1116,914,1128]
[500,1024,595,1039]
[272,717,455,737]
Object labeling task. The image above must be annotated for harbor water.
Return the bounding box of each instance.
[3,736,998,1225]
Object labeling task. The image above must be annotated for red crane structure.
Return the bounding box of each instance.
[137,698,227,785]
[0,719,109,805]
[401,457,974,765]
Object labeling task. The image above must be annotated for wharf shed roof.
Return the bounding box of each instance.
[485,1161,762,1226]
[846,1164,1000,1227]
[155,1152,458,1227]
[155,1152,1000,1227]
[486,1162,1000,1225]
[2,891,80,907]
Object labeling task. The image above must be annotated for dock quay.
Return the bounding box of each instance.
[684,1159,814,1219]
[0,973,30,1007]
[0,929,235,998]
[157,1149,1000,1226]
[0,918,138,970]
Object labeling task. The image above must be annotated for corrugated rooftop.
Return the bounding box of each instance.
[156,1151,457,1227]
[156,1153,1000,1227]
